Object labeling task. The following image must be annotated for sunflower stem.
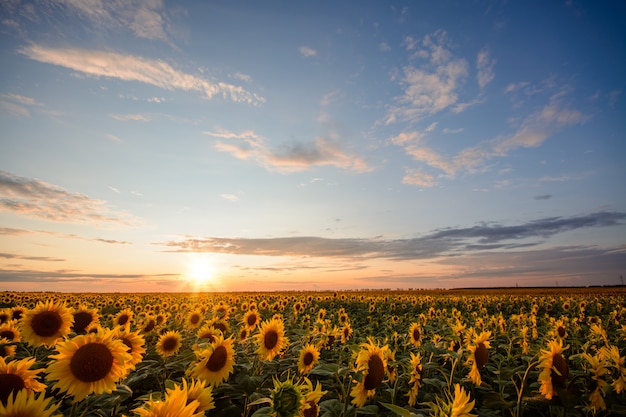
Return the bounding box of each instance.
[514,358,539,417]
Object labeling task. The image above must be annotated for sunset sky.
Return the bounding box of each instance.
[1,1,625,293]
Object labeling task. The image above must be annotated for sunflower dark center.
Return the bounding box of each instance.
[206,345,228,372]
[364,354,384,390]
[0,330,15,340]
[190,314,201,325]
[557,326,566,338]
[11,311,23,320]
[212,322,227,333]
[121,338,133,352]
[73,312,93,332]
[31,311,62,337]
[0,373,25,405]
[70,342,114,382]
[117,314,129,325]
[303,351,314,366]
[247,314,257,326]
[412,328,420,341]
[551,353,569,386]
[143,320,155,333]
[475,342,489,369]
[162,337,178,352]
[302,400,318,417]
[201,333,216,343]
[264,330,279,350]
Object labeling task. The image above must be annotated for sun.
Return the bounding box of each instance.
[185,255,216,288]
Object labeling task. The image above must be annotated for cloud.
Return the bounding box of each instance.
[394,93,588,185]
[385,31,468,124]
[299,46,317,57]
[0,170,142,226]
[110,113,151,122]
[220,193,239,202]
[158,211,625,260]
[24,0,175,45]
[534,194,552,200]
[208,129,372,173]
[0,268,177,283]
[402,169,438,187]
[20,44,265,105]
[476,47,496,89]
[0,253,65,262]
[0,93,43,117]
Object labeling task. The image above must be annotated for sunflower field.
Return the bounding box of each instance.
[1,287,625,417]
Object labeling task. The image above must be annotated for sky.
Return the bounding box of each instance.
[0,0,625,293]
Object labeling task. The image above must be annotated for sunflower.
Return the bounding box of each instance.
[340,324,352,344]
[47,330,132,402]
[255,317,288,361]
[207,318,230,335]
[212,302,230,321]
[111,326,145,370]
[601,344,626,394]
[188,335,235,386]
[238,326,249,342]
[300,378,327,417]
[466,330,491,386]
[243,310,261,331]
[176,378,215,415]
[139,315,158,334]
[18,300,73,347]
[449,384,477,417]
[408,322,422,348]
[0,338,17,358]
[71,305,100,333]
[0,390,61,417]
[298,344,320,374]
[407,352,423,406]
[429,384,477,417]
[134,390,198,417]
[582,352,608,413]
[166,379,215,417]
[537,339,569,400]
[0,322,20,343]
[10,307,25,322]
[0,356,46,405]
[155,330,182,358]
[113,309,134,327]
[350,338,389,407]
[270,376,304,417]
[196,325,222,343]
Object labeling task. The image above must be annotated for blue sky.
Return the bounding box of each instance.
[1,0,624,292]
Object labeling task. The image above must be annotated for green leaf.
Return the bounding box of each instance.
[250,406,273,417]
[379,402,415,417]
[247,397,272,407]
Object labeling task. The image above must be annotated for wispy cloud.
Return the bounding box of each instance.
[476,47,496,89]
[393,92,588,186]
[0,93,43,117]
[220,193,239,202]
[0,171,142,226]
[13,0,176,45]
[159,211,625,260]
[0,253,65,262]
[0,268,177,283]
[207,129,371,173]
[533,194,552,200]
[299,46,317,57]
[110,113,151,122]
[20,44,265,105]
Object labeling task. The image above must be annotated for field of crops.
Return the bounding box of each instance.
[1,287,625,417]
